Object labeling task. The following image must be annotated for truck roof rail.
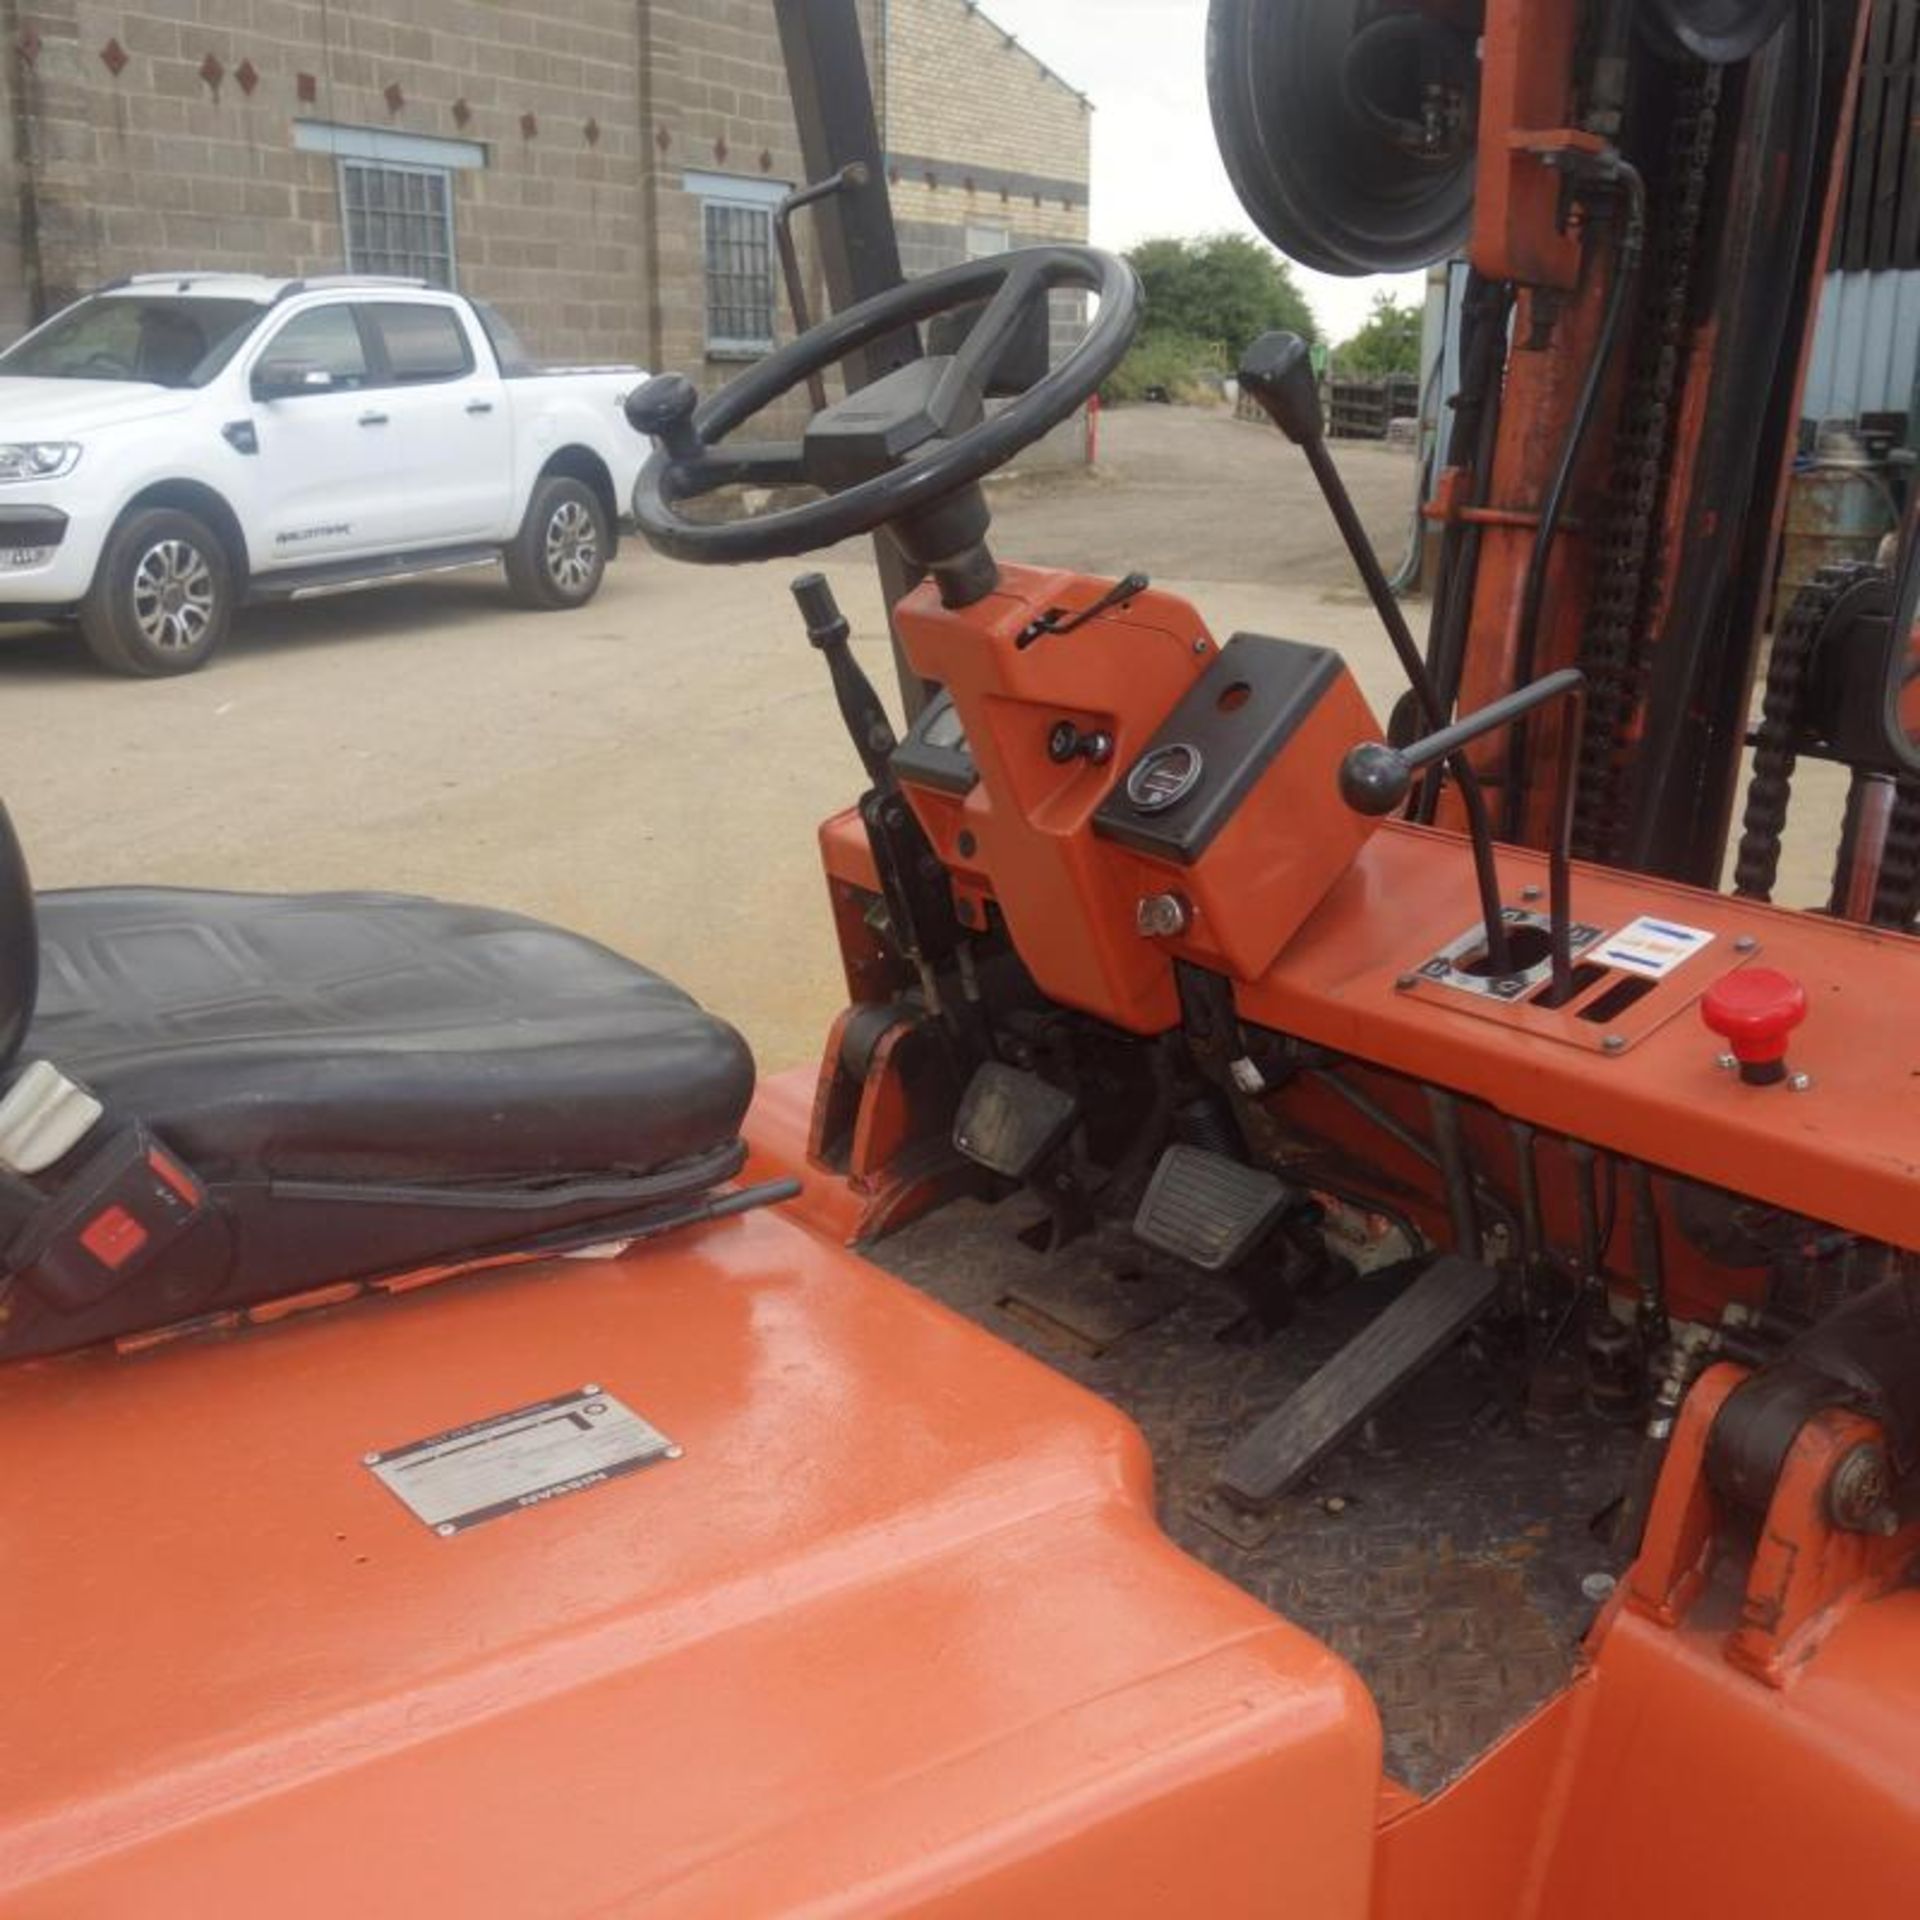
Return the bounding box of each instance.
[113,270,250,289]
[279,274,434,296]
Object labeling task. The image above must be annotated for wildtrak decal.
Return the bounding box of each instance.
[275,523,353,545]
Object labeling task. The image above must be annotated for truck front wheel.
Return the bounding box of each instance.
[79,507,233,677]
[505,474,610,610]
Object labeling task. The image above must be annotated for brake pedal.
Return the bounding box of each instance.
[953,1062,1079,1180]
[1212,1254,1501,1510]
[1132,1144,1294,1273]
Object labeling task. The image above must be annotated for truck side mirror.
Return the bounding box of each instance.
[252,361,334,402]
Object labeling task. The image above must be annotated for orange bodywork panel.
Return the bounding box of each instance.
[891,566,1381,1031]
[0,1129,1379,1916]
[1239,822,1920,1253]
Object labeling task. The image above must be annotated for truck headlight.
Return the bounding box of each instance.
[0,443,81,483]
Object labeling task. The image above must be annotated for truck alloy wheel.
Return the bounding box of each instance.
[130,538,218,656]
[506,473,609,610]
[79,504,234,677]
[544,496,600,597]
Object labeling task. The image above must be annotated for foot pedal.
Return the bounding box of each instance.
[1213,1254,1501,1508]
[1132,1145,1292,1273]
[953,1062,1078,1180]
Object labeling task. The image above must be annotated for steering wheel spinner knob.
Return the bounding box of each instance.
[626,373,702,460]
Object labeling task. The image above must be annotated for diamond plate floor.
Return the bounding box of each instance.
[874,1197,1640,1793]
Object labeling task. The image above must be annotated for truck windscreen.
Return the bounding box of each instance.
[0,295,267,388]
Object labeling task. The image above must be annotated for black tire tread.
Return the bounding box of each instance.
[504,473,609,611]
[78,505,233,678]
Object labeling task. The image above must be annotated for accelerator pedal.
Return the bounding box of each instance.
[1210,1253,1501,1519]
[953,1062,1079,1180]
[1132,1144,1294,1273]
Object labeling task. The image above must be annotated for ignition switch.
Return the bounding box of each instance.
[1047,720,1114,766]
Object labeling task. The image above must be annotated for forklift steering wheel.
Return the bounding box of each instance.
[628,245,1139,567]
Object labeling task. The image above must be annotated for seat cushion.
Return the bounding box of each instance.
[29,887,755,1185]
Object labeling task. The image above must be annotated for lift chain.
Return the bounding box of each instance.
[1731,563,1870,902]
[1572,66,1722,861]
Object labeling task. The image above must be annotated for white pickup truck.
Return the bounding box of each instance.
[0,273,649,675]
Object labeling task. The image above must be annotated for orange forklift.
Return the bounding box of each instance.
[3,1,1918,1912]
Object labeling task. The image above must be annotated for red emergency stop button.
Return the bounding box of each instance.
[1702,967,1807,1085]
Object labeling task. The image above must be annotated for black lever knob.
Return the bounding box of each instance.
[792,573,898,789]
[1339,741,1414,817]
[626,372,703,460]
[793,571,849,649]
[1238,331,1324,445]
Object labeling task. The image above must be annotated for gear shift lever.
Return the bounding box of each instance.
[1240,331,1512,977]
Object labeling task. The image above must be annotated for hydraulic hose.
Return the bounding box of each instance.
[1502,158,1648,839]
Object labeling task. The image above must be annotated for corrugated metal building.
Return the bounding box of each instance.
[1804,0,1920,428]
[1804,270,1920,422]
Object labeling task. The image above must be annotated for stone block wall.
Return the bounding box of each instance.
[4,0,648,363]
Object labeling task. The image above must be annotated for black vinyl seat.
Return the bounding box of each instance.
[0,809,756,1357]
[31,888,754,1185]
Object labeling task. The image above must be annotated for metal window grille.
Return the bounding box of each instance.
[340,160,457,288]
[704,199,777,355]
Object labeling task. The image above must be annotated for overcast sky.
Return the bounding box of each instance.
[971,0,1420,342]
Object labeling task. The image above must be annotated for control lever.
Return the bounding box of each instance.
[1239,331,1512,977]
[1017,571,1151,648]
[1341,669,1588,1002]
[792,571,900,791]
[790,573,967,1017]
[773,164,870,412]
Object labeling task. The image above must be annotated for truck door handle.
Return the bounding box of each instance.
[465,399,495,415]
[358,410,390,427]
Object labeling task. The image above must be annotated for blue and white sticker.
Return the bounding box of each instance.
[1596,916,1716,979]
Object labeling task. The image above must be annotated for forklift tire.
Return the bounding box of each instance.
[79,506,233,678]
[505,474,610,611]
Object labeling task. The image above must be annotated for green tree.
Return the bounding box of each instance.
[1335,293,1424,378]
[1124,233,1319,364]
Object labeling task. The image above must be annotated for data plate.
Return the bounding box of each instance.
[366,1387,677,1536]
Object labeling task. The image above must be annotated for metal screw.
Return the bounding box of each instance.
[1734,935,1759,954]
[1581,1571,1618,1603]
[1829,1443,1898,1535]
[362,1451,382,1466]
[1602,1034,1627,1055]
[1136,892,1192,938]
[583,1384,601,1395]
[1395,972,1420,992]
[664,1445,685,1461]
[1192,638,1209,654]
[1715,1052,1739,1072]
[436,1523,457,1538]
[1789,1072,1815,1093]
[1520,884,1544,903]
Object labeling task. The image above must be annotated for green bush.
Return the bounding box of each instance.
[1126,235,1319,365]
[1102,331,1227,406]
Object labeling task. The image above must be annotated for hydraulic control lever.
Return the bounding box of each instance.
[793,571,900,791]
[1342,669,1589,1002]
[790,573,967,1007]
[1239,331,1512,978]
